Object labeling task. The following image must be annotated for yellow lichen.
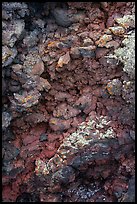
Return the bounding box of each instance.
[106,84,113,95]
[47,41,59,48]
[96,34,112,47]
[57,51,70,68]
[50,119,57,125]
[22,95,33,103]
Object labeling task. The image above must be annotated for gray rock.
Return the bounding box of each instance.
[2,46,18,67]
[121,176,135,202]
[23,30,39,48]
[79,46,96,58]
[3,142,20,162]
[114,30,135,80]
[39,133,48,142]
[2,20,25,47]
[2,112,12,130]
[51,8,72,27]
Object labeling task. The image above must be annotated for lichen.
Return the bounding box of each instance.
[35,114,116,176]
[114,30,135,79]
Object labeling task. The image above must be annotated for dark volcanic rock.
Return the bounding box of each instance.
[51,7,72,27]
[2,1,135,202]
[16,192,40,202]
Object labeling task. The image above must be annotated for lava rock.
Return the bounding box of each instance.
[106,79,122,96]
[114,30,135,79]
[16,192,40,202]
[2,78,6,95]
[2,128,15,141]
[2,19,25,47]
[11,90,41,109]
[51,166,75,186]
[3,142,20,162]
[30,61,45,76]
[121,176,135,202]
[24,113,48,125]
[2,46,17,67]
[79,46,96,58]
[53,103,81,119]
[51,7,72,27]
[39,133,48,142]
[2,112,12,130]
[23,30,39,48]
[49,117,72,132]
[70,47,81,59]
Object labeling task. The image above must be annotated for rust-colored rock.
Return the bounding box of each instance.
[30,61,45,76]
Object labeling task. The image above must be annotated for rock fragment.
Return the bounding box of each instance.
[51,7,72,27]
[57,51,70,68]
[31,61,44,76]
[49,117,72,132]
[96,35,112,47]
[11,90,41,109]
[109,26,125,36]
[106,79,122,96]
[114,31,135,79]
[2,19,25,47]
[115,15,135,29]
[70,47,81,59]
[53,103,81,119]
[2,46,17,67]
[2,112,12,130]
[79,46,96,58]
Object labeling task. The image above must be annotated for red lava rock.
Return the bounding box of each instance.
[111,178,128,196]
[20,146,28,159]
[12,138,21,149]
[24,112,49,125]
[71,117,83,128]
[3,185,20,202]
[2,185,12,201]
[89,30,102,41]
[116,2,127,8]
[95,48,109,59]
[2,175,11,185]
[37,77,51,91]
[54,91,71,101]
[13,159,25,169]
[70,47,81,59]
[75,93,97,114]
[40,149,57,159]
[45,141,56,151]
[53,103,81,119]
[22,173,32,183]
[30,61,45,76]
[48,133,63,142]
[31,124,46,134]
[26,139,40,152]
[22,133,39,146]
[2,2,135,202]
[11,117,29,132]
[40,192,61,202]
[49,117,72,132]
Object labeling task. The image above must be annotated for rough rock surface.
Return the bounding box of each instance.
[2,2,135,202]
[114,31,135,80]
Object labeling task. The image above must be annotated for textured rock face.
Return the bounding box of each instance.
[35,113,134,201]
[114,30,135,80]
[2,112,12,130]
[2,2,135,202]
[51,7,72,27]
[35,113,133,176]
